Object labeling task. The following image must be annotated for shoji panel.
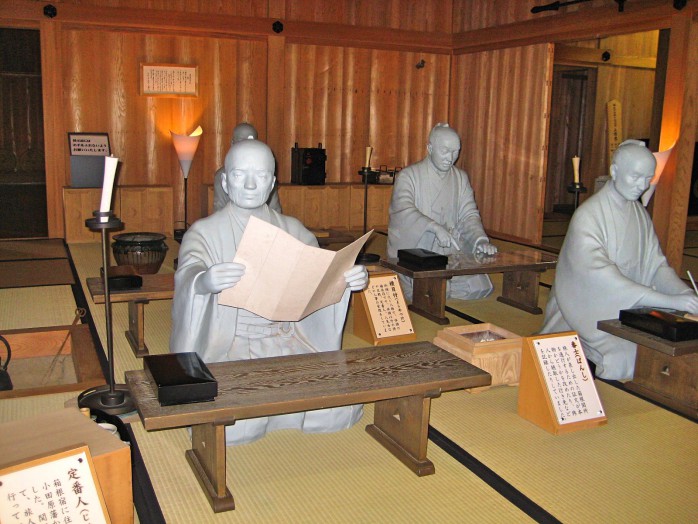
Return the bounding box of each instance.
[281,43,450,184]
[61,28,267,226]
[450,44,553,244]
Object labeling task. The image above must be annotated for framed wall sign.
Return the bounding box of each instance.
[0,445,110,523]
[68,132,111,156]
[140,63,198,97]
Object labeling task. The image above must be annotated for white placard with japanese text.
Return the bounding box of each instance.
[532,334,605,425]
[363,274,414,339]
[0,445,110,524]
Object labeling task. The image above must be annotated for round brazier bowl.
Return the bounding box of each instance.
[111,232,168,274]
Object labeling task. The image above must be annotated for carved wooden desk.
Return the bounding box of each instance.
[87,273,174,357]
[598,319,698,419]
[381,249,557,324]
[125,341,491,513]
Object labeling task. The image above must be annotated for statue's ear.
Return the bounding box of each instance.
[610,163,618,182]
[221,171,230,195]
[427,143,433,155]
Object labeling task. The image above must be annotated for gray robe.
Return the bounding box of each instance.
[387,158,493,300]
[541,182,690,380]
[171,203,362,444]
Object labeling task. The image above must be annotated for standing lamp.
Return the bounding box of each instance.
[171,126,203,243]
[641,144,674,207]
[78,156,135,415]
[356,145,380,264]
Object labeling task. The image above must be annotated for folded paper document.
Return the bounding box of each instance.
[219,216,372,321]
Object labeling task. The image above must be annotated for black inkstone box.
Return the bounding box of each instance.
[397,248,448,270]
[619,307,698,342]
[143,352,218,406]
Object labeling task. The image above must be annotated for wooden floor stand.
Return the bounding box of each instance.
[366,393,437,476]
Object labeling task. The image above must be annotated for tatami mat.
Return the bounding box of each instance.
[0,285,80,329]
[0,259,75,288]
[430,384,698,523]
[0,238,68,261]
[130,403,533,524]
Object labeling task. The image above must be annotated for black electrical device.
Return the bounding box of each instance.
[291,143,327,185]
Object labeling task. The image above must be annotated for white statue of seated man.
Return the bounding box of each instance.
[387,123,497,301]
[171,139,367,445]
[541,139,698,380]
[212,122,281,213]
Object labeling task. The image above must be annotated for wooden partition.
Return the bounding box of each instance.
[63,186,173,243]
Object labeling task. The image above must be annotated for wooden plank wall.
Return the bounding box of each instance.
[450,44,554,244]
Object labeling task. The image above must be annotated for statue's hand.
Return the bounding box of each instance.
[344,264,368,292]
[474,239,498,256]
[195,262,246,295]
[430,223,460,250]
[670,293,698,314]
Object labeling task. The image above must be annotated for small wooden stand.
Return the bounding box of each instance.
[433,323,522,392]
[353,272,416,346]
[517,332,607,435]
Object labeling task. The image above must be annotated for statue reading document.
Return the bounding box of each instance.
[171,139,367,445]
[387,123,496,301]
[541,140,698,380]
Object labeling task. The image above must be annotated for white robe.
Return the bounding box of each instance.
[387,158,493,300]
[541,182,690,380]
[170,203,362,444]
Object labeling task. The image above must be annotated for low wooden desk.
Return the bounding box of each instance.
[125,341,491,513]
[86,273,174,357]
[381,249,557,324]
[311,229,355,247]
[598,319,698,419]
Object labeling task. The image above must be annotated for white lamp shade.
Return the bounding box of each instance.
[171,125,203,179]
[640,144,675,207]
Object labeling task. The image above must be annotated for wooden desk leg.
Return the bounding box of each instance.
[366,393,436,476]
[497,270,543,314]
[185,423,235,512]
[125,300,149,358]
[409,277,449,325]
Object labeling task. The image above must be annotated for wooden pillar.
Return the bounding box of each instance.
[652,14,698,271]
[40,16,67,238]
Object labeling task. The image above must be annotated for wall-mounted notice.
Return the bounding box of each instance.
[68,133,111,156]
[0,445,110,523]
[141,63,198,97]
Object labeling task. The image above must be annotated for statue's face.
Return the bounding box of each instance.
[611,149,655,201]
[223,143,275,209]
[427,131,461,174]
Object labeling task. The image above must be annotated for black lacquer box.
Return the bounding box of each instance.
[397,248,448,270]
[619,307,698,342]
[143,352,218,406]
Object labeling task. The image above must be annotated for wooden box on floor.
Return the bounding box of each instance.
[0,408,132,523]
[432,323,522,391]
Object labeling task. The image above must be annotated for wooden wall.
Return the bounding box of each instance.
[450,44,553,244]
[0,0,695,266]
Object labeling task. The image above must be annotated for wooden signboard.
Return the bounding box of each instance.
[606,99,623,165]
[517,332,606,435]
[353,272,416,346]
[0,445,111,523]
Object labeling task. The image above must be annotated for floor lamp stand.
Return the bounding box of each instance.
[78,210,135,415]
[356,167,380,264]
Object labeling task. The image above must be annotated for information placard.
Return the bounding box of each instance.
[0,445,110,523]
[518,332,607,435]
[353,272,416,346]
